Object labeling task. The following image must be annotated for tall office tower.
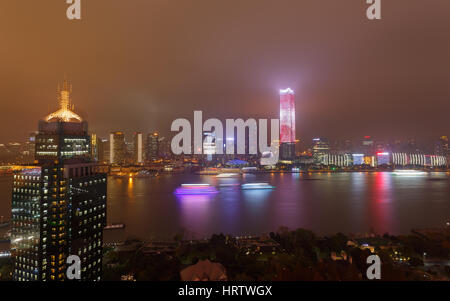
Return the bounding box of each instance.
[279,88,296,161]
[11,80,107,281]
[109,131,126,165]
[125,141,133,162]
[90,133,99,162]
[312,138,330,164]
[133,132,143,164]
[203,132,215,163]
[158,136,173,159]
[97,138,109,164]
[146,132,159,162]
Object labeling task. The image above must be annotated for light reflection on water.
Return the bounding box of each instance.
[369,172,393,234]
[1,173,449,241]
[101,172,450,240]
[176,194,214,239]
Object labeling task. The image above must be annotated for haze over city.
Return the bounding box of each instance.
[1,0,450,286]
[1,0,450,144]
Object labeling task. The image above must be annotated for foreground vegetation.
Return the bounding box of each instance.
[102,227,450,281]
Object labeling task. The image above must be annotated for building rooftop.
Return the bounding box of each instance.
[45,80,82,123]
[180,259,227,281]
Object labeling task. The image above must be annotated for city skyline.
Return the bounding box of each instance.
[0,79,447,154]
[1,1,450,143]
[1,79,445,168]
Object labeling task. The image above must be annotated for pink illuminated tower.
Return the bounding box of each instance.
[279,88,296,160]
[280,88,296,143]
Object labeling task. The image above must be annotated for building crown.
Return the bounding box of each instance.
[45,79,82,123]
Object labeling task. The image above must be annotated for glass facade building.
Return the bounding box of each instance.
[11,81,107,281]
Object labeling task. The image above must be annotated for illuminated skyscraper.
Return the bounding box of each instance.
[313,138,330,164]
[158,136,172,159]
[279,88,296,161]
[98,138,109,163]
[203,131,215,162]
[146,132,159,162]
[90,133,99,162]
[133,132,143,164]
[11,80,106,281]
[110,131,126,165]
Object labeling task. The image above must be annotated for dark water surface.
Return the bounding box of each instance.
[1,172,450,241]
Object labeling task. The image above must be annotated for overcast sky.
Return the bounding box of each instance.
[0,0,449,144]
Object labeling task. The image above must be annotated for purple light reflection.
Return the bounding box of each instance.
[174,184,218,195]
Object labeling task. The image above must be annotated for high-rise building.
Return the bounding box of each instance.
[158,136,172,159]
[376,152,390,166]
[322,153,352,167]
[312,138,330,164]
[125,141,133,163]
[279,88,296,161]
[11,80,107,281]
[90,133,99,162]
[203,132,215,163]
[109,131,126,165]
[97,139,109,164]
[146,132,159,162]
[133,132,143,164]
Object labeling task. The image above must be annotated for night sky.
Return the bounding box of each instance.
[1,0,449,145]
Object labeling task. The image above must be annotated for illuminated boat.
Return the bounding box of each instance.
[393,170,427,176]
[175,184,218,195]
[216,173,240,178]
[241,183,275,190]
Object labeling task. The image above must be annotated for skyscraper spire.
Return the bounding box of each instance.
[45,79,82,122]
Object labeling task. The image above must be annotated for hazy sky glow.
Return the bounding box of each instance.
[0,0,449,144]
